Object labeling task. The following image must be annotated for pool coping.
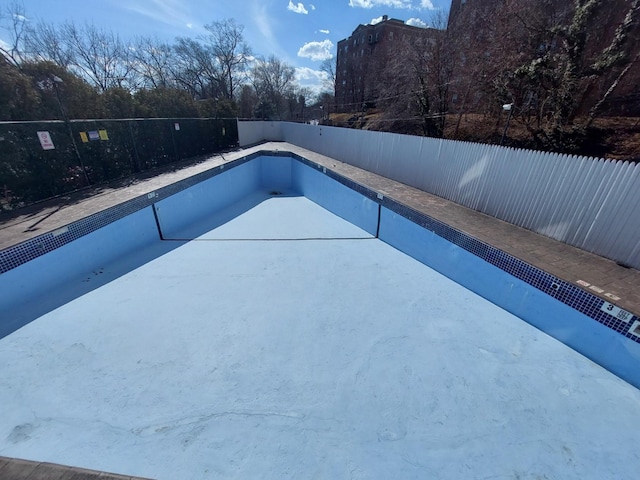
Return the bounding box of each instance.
[0,455,152,479]
[1,141,639,339]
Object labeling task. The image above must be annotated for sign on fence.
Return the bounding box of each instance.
[37,131,55,150]
[2,118,239,209]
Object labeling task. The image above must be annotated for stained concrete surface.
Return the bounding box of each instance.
[1,196,640,479]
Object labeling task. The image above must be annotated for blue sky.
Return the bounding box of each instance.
[12,0,451,93]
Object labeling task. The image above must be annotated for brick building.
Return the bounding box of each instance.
[335,16,440,113]
[335,1,639,125]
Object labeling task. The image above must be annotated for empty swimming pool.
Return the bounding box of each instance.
[1,153,640,479]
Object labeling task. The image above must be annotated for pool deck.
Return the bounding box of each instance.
[2,141,638,317]
[1,141,639,478]
[0,456,151,479]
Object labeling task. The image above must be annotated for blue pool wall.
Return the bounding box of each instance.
[1,152,640,388]
[0,155,377,336]
[154,159,262,239]
[378,208,640,387]
[0,207,163,336]
[291,160,379,236]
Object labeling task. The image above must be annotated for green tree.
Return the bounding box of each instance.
[238,84,257,118]
[20,61,101,119]
[0,56,40,120]
[134,88,200,118]
[101,87,135,119]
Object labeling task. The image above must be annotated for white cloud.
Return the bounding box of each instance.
[0,38,12,52]
[349,0,435,9]
[309,4,316,10]
[13,14,28,22]
[253,4,280,52]
[186,23,193,29]
[406,17,427,28]
[297,39,334,61]
[370,16,384,25]
[296,67,328,82]
[287,1,309,14]
[295,67,329,95]
[349,0,412,9]
[319,29,330,34]
[119,0,194,29]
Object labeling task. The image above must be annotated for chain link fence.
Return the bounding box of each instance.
[0,117,238,210]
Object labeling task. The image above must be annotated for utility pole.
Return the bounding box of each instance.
[51,75,91,186]
[500,103,514,146]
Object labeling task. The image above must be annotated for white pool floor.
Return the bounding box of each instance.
[1,195,640,479]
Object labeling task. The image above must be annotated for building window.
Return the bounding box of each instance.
[389,31,394,40]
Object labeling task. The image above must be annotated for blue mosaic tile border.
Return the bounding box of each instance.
[1,147,637,345]
[0,152,260,274]
[291,152,640,346]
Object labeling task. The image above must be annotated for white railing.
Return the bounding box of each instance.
[238,121,640,269]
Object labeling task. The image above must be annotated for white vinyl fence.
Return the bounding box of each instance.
[238,121,640,269]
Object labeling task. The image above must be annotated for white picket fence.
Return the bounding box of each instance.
[238,121,640,269]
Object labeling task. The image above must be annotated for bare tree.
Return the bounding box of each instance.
[24,21,75,67]
[0,1,28,67]
[320,56,336,94]
[375,13,452,137]
[496,0,640,150]
[172,36,221,99]
[62,22,132,91]
[130,36,174,89]
[202,19,251,100]
[252,55,296,119]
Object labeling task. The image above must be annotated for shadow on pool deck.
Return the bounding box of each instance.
[0,151,237,248]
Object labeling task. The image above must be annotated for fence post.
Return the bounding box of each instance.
[128,120,141,173]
